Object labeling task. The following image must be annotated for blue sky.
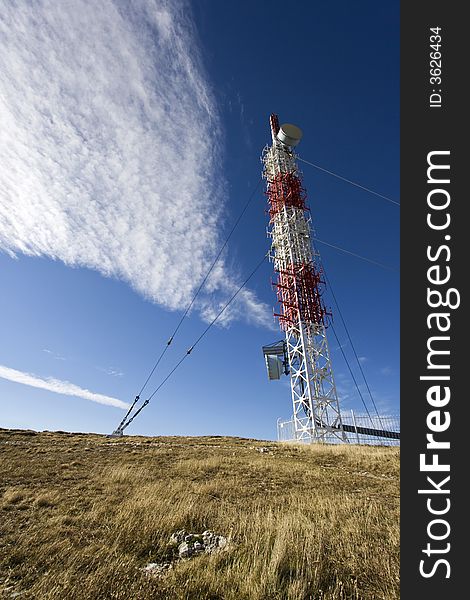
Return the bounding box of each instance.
[0,0,399,440]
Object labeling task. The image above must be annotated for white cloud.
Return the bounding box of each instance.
[380,366,392,376]
[42,348,66,361]
[99,367,124,378]
[0,0,270,326]
[0,364,129,410]
[332,340,349,352]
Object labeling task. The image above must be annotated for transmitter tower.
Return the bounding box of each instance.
[262,114,345,443]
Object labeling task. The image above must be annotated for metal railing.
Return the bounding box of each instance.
[277,410,400,446]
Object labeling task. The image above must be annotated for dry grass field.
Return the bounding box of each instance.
[0,428,399,600]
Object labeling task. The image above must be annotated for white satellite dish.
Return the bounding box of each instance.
[277,123,303,147]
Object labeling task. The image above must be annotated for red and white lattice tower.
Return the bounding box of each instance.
[262,114,346,443]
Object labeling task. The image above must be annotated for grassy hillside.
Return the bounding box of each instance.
[0,429,399,600]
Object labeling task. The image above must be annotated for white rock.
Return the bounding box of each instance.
[178,542,193,558]
[142,562,172,579]
[169,530,186,544]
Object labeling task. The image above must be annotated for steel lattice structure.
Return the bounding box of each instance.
[262,114,346,443]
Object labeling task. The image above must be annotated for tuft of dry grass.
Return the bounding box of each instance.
[34,493,57,508]
[0,429,399,599]
[2,488,27,505]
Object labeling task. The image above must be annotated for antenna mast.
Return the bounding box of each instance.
[262,114,345,443]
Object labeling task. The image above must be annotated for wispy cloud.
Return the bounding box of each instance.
[98,366,125,378]
[0,364,129,410]
[380,366,393,376]
[332,340,349,352]
[0,0,270,327]
[42,348,66,361]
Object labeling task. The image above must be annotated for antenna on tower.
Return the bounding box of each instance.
[277,123,303,147]
[262,340,289,380]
